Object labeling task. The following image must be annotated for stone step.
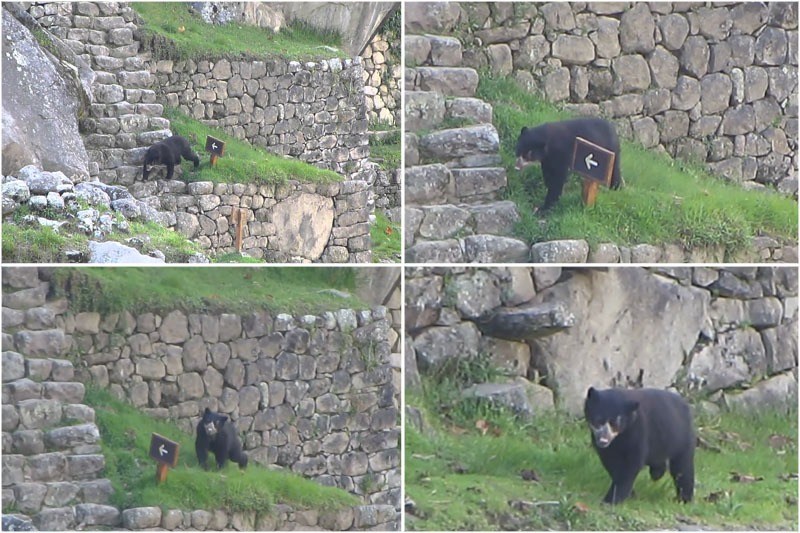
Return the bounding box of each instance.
[419,124,501,165]
[405,164,452,206]
[407,201,519,243]
[412,66,479,97]
[446,97,493,124]
[451,167,507,200]
[405,34,463,67]
[405,234,529,264]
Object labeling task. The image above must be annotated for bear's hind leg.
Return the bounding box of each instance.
[540,162,567,212]
[669,450,694,502]
[165,163,175,180]
[230,448,248,469]
[213,447,228,470]
[649,462,667,481]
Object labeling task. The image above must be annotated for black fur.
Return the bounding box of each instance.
[195,408,248,470]
[515,118,622,211]
[142,135,199,180]
[584,387,695,505]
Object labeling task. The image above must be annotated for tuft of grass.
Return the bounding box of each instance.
[85,387,359,513]
[2,224,75,263]
[475,75,798,256]
[371,211,401,263]
[163,107,343,185]
[122,221,204,262]
[131,2,342,62]
[214,252,265,263]
[406,386,798,531]
[369,143,401,172]
[49,267,362,316]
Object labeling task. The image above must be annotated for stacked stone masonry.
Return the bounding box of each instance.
[2,268,118,531]
[28,2,373,183]
[155,56,371,176]
[405,9,530,263]
[118,503,396,531]
[437,1,798,194]
[361,31,402,126]
[2,267,401,530]
[406,266,798,417]
[129,178,373,263]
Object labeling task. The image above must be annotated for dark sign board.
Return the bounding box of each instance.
[149,433,180,467]
[571,137,616,186]
[205,136,225,157]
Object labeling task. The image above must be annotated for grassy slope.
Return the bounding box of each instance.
[164,107,343,185]
[371,210,401,263]
[50,267,362,315]
[2,206,202,264]
[131,2,342,62]
[406,390,798,531]
[476,76,798,255]
[85,387,358,514]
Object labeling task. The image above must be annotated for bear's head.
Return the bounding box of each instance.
[201,407,228,438]
[515,126,547,171]
[584,387,639,448]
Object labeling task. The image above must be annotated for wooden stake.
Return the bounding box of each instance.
[210,154,218,167]
[232,208,245,253]
[156,462,169,484]
[582,179,600,207]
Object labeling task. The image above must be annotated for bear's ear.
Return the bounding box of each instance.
[204,407,210,414]
[219,414,229,425]
[587,386,596,398]
[520,126,528,135]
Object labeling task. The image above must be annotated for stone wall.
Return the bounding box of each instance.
[406,266,798,415]
[438,2,798,194]
[27,2,372,182]
[373,168,401,211]
[361,31,402,126]
[155,56,370,176]
[128,178,373,263]
[117,502,395,531]
[2,267,400,530]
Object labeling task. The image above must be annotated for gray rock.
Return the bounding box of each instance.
[14,329,68,357]
[405,91,445,132]
[659,14,690,50]
[33,507,75,531]
[272,193,334,261]
[415,66,479,97]
[619,3,655,53]
[122,507,162,530]
[88,241,164,264]
[44,424,100,449]
[160,310,190,344]
[75,503,120,527]
[530,240,589,263]
[448,270,502,319]
[462,382,535,418]
[724,372,797,413]
[687,328,766,392]
[476,301,574,341]
[680,36,710,78]
[419,124,499,160]
[2,351,25,382]
[463,235,530,263]
[413,322,481,370]
[551,35,595,65]
[2,13,90,179]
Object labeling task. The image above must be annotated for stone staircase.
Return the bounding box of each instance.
[405,32,529,263]
[30,2,173,194]
[2,267,118,530]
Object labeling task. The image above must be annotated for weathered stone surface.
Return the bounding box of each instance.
[272,193,334,260]
[415,67,479,97]
[419,124,500,160]
[159,311,190,344]
[530,240,589,263]
[551,35,595,65]
[413,322,481,370]
[75,503,120,526]
[476,301,574,341]
[463,235,529,263]
[619,3,655,53]
[687,328,765,392]
[2,351,25,382]
[122,507,162,529]
[724,372,797,413]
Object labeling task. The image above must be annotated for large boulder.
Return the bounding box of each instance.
[271,192,334,261]
[2,10,91,180]
[528,268,712,413]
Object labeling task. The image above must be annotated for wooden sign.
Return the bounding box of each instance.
[205,135,225,167]
[149,433,180,483]
[571,137,616,207]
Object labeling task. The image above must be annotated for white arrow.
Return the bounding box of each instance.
[159,444,167,456]
[585,153,598,170]
[212,143,218,150]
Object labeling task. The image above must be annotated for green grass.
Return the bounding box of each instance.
[406,385,798,531]
[1,218,201,264]
[164,107,343,185]
[371,211,401,263]
[369,143,401,172]
[50,267,363,315]
[475,75,798,256]
[214,252,265,263]
[85,387,359,514]
[132,2,342,62]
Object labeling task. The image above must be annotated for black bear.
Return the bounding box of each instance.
[584,387,695,505]
[195,408,248,470]
[515,118,622,212]
[142,135,199,180]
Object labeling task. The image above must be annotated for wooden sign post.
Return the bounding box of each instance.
[205,135,225,167]
[149,433,180,484]
[570,137,616,208]
[231,207,246,253]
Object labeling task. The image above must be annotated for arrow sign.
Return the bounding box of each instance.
[149,433,180,484]
[159,444,167,456]
[585,153,598,170]
[571,137,615,186]
[205,135,225,167]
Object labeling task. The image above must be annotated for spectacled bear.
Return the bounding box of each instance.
[584,387,695,505]
[515,118,622,212]
[195,407,248,470]
[142,135,199,180]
